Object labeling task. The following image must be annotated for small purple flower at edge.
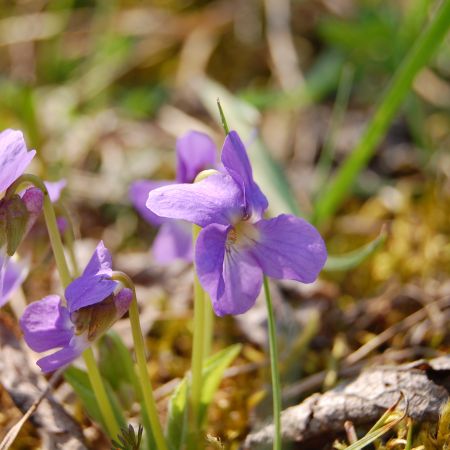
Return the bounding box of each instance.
[129,131,217,264]
[20,241,132,373]
[0,129,36,195]
[147,131,327,316]
[0,253,27,308]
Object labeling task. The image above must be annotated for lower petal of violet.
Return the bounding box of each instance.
[196,223,263,316]
[20,295,74,352]
[152,220,193,264]
[251,214,327,284]
[37,336,87,373]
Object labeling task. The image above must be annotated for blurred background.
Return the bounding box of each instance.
[0,0,449,448]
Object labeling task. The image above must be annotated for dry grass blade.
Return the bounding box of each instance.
[0,370,62,450]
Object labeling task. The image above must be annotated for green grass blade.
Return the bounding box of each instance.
[324,228,386,272]
[313,0,450,226]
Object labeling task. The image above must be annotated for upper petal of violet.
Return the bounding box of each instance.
[221,131,268,220]
[195,223,264,316]
[82,240,114,277]
[65,241,118,313]
[129,179,172,226]
[146,173,244,228]
[20,295,73,353]
[176,131,217,183]
[0,129,36,193]
[250,214,327,283]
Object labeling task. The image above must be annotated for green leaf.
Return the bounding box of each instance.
[324,228,387,272]
[166,378,189,450]
[199,344,242,425]
[64,366,126,432]
[98,331,140,394]
[165,344,242,450]
[97,332,155,450]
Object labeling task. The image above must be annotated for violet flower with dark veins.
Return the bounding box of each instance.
[20,241,132,372]
[147,131,327,316]
[129,130,216,264]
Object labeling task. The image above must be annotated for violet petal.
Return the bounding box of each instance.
[176,131,217,183]
[19,295,73,352]
[152,220,193,264]
[196,223,263,316]
[250,214,327,283]
[129,179,172,226]
[221,131,268,220]
[65,241,118,313]
[37,336,87,373]
[0,253,26,308]
[0,129,36,193]
[147,173,243,228]
[44,179,67,203]
[82,240,114,277]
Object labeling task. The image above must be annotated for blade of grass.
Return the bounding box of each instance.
[313,0,450,226]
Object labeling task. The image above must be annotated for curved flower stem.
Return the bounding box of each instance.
[190,224,206,440]
[263,276,282,450]
[111,271,168,450]
[7,174,120,440]
[59,203,80,276]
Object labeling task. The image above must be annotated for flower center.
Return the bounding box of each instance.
[225,221,259,251]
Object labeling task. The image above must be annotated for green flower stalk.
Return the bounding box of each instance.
[111,271,168,450]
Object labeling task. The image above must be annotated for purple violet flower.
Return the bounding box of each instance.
[129,131,216,264]
[0,129,36,194]
[147,131,327,316]
[44,179,67,203]
[20,241,132,372]
[0,253,27,308]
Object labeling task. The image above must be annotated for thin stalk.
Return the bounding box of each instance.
[313,0,450,225]
[202,295,213,357]
[217,98,230,134]
[111,272,168,450]
[7,174,120,439]
[190,223,206,435]
[263,276,282,450]
[59,203,80,276]
[83,348,121,439]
